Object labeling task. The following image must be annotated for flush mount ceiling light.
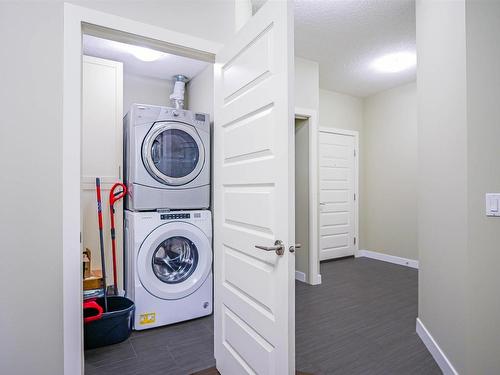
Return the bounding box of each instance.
[128,45,164,62]
[371,52,416,73]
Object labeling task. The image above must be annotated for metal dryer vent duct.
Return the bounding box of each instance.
[170,74,189,109]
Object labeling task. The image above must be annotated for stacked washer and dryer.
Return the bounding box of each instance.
[123,100,212,330]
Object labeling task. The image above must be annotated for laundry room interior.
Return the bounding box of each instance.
[81,26,218,373]
[81,31,214,292]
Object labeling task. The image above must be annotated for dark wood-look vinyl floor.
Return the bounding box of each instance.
[85,257,440,375]
[295,257,441,375]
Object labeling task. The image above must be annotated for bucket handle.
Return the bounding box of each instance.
[83,300,104,323]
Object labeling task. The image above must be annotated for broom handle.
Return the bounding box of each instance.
[96,178,108,312]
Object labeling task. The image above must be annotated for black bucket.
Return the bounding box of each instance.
[84,296,135,349]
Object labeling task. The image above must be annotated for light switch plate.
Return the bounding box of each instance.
[486,193,500,217]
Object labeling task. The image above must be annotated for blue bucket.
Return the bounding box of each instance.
[84,296,135,349]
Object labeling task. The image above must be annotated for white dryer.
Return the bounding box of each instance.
[124,104,210,211]
[124,210,212,330]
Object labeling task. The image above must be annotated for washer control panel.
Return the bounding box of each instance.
[161,213,191,220]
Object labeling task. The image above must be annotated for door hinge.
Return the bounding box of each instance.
[80,232,82,244]
[354,237,357,245]
[354,193,356,201]
[354,149,356,157]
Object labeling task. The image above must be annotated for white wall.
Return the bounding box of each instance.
[363,83,418,260]
[0,2,236,374]
[123,73,173,111]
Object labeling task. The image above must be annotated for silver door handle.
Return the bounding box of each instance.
[255,240,285,256]
[289,244,302,253]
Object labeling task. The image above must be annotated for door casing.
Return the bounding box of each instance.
[295,108,321,285]
[63,4,220,374]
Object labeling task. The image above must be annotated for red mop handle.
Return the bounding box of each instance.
[109,183,127,294]
[109,182,127,208]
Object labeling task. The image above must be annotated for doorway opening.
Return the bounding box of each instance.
[63,6,219,374]
[293,110,320,286]
[81,29,216,375]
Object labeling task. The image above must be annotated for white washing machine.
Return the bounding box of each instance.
[124,210,213,330]
[124,104,210,211]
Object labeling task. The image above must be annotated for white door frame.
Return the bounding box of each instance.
[295,108,321,285]
[318,127,360,258]
[63,4,220,374]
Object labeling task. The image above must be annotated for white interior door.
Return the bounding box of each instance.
[319,130,357,261]
[213,1,295,374]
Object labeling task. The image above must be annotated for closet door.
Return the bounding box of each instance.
[319,130,357,261]
[81,55,123,289]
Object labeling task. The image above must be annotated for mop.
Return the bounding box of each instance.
[108,182,127,296]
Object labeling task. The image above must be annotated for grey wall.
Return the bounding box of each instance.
[363,83,418,260]
[465,1,500,373]
[0,2,235,374]
[295,57,319,111]
[319,89,363,133]
[123,73,173,112]
[187,65,214,119]
[69,0,236,44]
[415,0,500,373]
[0,3,64,375]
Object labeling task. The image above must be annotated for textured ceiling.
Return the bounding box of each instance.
[295,0,416,97]
[83,35,209,81]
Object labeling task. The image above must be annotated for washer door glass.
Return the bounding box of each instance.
[152,236,198,284]
[137,221,212,300]
[143,122,205,186]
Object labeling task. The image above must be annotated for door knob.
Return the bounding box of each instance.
[255,240,285,256]
[289,244,302,253]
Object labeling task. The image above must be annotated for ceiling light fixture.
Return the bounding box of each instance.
[371,52,416,73]
[128,45,164,62]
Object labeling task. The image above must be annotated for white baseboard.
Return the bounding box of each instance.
[295,270,306,282]
[356,249,419,269]
[416,318,459,375]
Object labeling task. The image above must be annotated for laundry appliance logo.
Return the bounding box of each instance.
[139,312,156,325]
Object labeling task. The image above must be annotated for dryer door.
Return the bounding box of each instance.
[137,221,212,300]
[142,121,205,186]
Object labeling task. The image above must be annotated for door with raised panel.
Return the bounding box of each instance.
[213,1,295,374]
[319,130,357,261]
